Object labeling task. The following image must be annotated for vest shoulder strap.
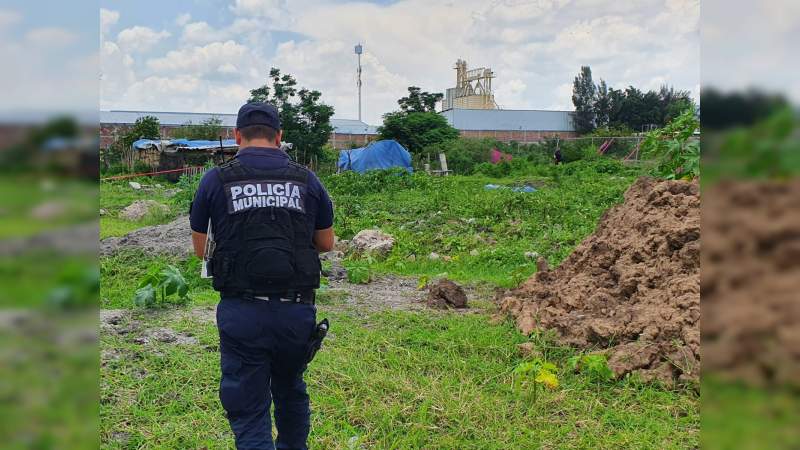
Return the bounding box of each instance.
[217,158,248,183]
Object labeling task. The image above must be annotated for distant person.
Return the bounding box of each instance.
[554,147,563,165]
[190,102,335,450]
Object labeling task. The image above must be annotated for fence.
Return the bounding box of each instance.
[100,165,206,182]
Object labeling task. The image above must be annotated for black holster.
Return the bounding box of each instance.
[306,318,329,364]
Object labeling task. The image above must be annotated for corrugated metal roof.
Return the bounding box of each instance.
[329,118,379,135]
[441,108,575,131]
[100,110,378,135]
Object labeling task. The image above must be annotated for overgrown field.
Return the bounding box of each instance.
[99,160,699,449]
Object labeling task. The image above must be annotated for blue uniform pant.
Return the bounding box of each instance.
[216,296,317,450]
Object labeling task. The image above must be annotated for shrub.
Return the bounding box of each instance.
[640,108,699,180]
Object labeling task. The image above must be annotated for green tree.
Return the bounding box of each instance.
[378,111,459,154]
[247,67,335,160]
[122,116,160,149]
[594,80,612,128]
[571,66,596,134]
[398,86,444,113]
[172,117,223,140]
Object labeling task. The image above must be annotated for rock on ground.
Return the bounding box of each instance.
[500,177,700,385]
[426,278,468,309]
[322,260,348,281]
[101,215,192,257]
[350,229,395,256]
[119,200,169,221]
[129,181,142,190]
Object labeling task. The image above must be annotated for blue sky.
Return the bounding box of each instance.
[98,0,701,124]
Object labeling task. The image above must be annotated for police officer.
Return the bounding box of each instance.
[190,102,335,450]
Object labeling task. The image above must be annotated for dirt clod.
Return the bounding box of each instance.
[500,177,700,384]
[426,278,468,309]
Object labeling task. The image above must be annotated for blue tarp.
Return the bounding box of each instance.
[133,138,238,151]
[484,184,537,193]
[337,140,413,173]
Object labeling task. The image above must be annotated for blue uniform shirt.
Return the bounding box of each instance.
[190,147,334,244]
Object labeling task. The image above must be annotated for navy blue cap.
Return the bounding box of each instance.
[236,102,281,130]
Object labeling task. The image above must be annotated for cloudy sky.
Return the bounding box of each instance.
[99,0,699,125]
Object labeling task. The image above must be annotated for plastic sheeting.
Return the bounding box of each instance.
[133,138,238,151]
[484,184,537,193]
[337,140,413,173]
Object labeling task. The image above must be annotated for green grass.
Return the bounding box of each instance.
[0,252,97,307]
[100,178,188,239]
[325,161,641,286]
[100,304,698,449]
[0,176,96,239]
[100,251,215,309]
[99,160,698,449]
[701,377,800,449]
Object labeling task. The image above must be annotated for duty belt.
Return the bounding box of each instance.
[226,289,315,305]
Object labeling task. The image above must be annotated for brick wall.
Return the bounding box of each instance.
[459,130,577,142]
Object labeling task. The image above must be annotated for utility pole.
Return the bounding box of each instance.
[355,43,363,122]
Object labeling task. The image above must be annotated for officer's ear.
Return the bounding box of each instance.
[234,128,242,146]
[275,129,282,147]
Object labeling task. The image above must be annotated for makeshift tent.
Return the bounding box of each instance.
[338,140,413,173]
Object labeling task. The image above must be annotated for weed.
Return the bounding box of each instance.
[132,263,190,308]
[568,353,615,383]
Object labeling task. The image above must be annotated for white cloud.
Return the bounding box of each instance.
[117,26,171,53]
[0,9,22,29]
[100,8,119,36]
[100,0,700,124]
[175,13,192,26]
[147,40,252,75]
[25,27,78,47]
[180,21,230,45]
[229,0,293,27]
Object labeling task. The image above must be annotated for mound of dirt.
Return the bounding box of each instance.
[500,177,700,385]
[702,180,800,387]
[100,215,192,257]
[426,278,468,309]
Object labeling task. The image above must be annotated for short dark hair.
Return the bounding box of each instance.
[238,125,278,142]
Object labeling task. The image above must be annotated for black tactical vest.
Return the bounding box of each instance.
[209,158,321,294]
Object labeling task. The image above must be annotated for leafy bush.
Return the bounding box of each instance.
[133,264,190,308]
[640,108,699,180]
[171,117,223,140]
[378,111,460,155]
[347,265,371,284]
[423,138,494,174]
